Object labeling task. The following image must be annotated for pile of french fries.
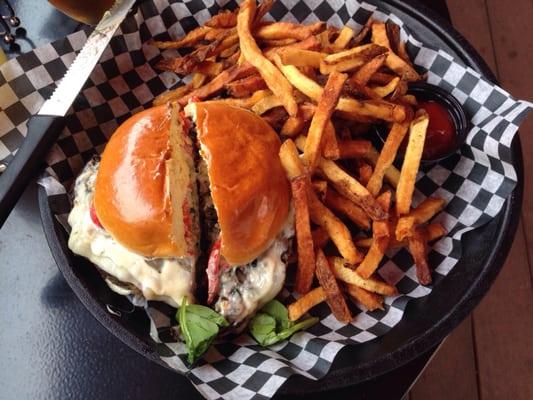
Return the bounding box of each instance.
[153,0,448,323]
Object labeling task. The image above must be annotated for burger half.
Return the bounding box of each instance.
[68,102,292,327]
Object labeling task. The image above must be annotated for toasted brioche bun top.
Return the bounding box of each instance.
[94,105,192,258]
[189,102,290,265]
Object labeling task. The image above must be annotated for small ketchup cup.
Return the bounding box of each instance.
[376,82,469,164]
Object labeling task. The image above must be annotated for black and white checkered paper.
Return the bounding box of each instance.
[1,0,531,398]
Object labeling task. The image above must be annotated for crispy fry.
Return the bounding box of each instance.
[264,35,321,60]
[278,48,326,68]
[352,16,373,46]
[357,222,446,249]
[358,161,373,186]
[178,62,256,105]
[346,285,384,311]
[366,121,410,196]
[279,139,305,179]
[408,197,446,224]
[291,176,316,294]
[206,10,238,28]
[319,158,387,221]
[281,115,306,137]
[308,190,363,264]
[395,215,415,241]
[153,83,192,106]
[277,63,406,122]
[386,20,412,66]
[288,287,327,321]
[356,192,391,278]
[408,227,432,285]
[191,72,207,89]
[322,44,388,65]
[256,21,325,41]
[371,22,420,81]
[262,106,288,130]
[208,89,271,109]
[396,110,429,215]
[237,0,298,116]
[225,74,267,97]
[349,54,387,87]
[220,43,240,58]
[312,227,330,248]
[322,120,341,160]
[204,27,235,41]
[151,26,212,49]
[251,94,283,114]
[312,180,328,200]
[364,145,401,187]
[370,71,397,85]
[196,61,225,77]
[261,38,298,47]
[329,257,398,296]
[304,72,347,171]
[369,76,400,98]
[315,250,352,323]
[338,140,372,159]
[324,189,371,230]
[332,26,355,51]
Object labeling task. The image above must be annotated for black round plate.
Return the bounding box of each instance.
[39,0,524,396]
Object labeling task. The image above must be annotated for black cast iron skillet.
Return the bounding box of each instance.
[39,0,523,396]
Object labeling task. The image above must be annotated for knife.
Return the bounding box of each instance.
[0,0,136,228]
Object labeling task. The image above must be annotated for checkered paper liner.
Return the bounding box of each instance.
[1,0,531,398]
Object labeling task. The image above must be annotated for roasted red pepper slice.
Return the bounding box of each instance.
[206,238,229,304]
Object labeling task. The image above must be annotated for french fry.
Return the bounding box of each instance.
[264,35,321,60]
[332,26,355,51]
[191,72,207,89]
[395,216,415,241]
[225,74,267,97]
[308,191,364,264]
[356,191,391,278]
[364,145,401,188]
[396,110,429,215]
[408,227,432,285]
[256,21,325,41]
[386,20,413,66]
[352,16,373,46]
[208,89,271,109]
[371,22,420,81]
[366,121,410,196]
[237,0,298,116]
[281,115,306,137]
[357,222,446,249]
[178,62,256,105]
[319,158,387,220]
[348,54,387,87]
[312,227,330,248]
[291,176,316,294]
[315,250,352,323]
[261,106,288,130]
[369,76,400,98]
[277,63,406,122]
[322,44,387,65]
[206,9,238,28]
[400,94,418,107]
[151,26,213,49]
[346,284,384,311]
[408,197,446,224]
[322,120,341,160]
[279,139,305,179]
[278,48,326,68]
[303,71,347,171]
[153,83,192,106]
[196,61,225,77]
[261,38,298,47]
[329,257,398,296]
[324,189,371,230]
[338,140,372,159]
[251,94,283,114]
[288,287,327,321]
[312,180,328,200]
[358,161,373,186]
[369,71,396,85]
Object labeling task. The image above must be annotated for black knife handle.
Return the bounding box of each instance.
[0,115,65,228]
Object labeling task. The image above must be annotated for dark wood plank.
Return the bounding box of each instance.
[484,0,533,285]
[410,318,479,400]
[472,220,533,400]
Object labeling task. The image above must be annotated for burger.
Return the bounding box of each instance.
[67,102,292,327]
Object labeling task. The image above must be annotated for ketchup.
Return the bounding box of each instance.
[418,100,456,160]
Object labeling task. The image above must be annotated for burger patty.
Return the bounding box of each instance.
[68,159,196,307]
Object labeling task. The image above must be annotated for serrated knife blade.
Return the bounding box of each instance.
[39,0,136,116]
[0,0,136,228]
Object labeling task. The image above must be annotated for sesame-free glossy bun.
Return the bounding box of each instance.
[190,102,290,265]
[94,105,197,258]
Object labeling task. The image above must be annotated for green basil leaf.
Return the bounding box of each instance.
[177,298,229,364]
[249,301,318,347]
[249,312,281,347]
[260,299,291,331]
[187,304,229,327]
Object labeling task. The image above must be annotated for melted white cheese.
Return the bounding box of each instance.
[67,160,195,307]
[216,209,294,326]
